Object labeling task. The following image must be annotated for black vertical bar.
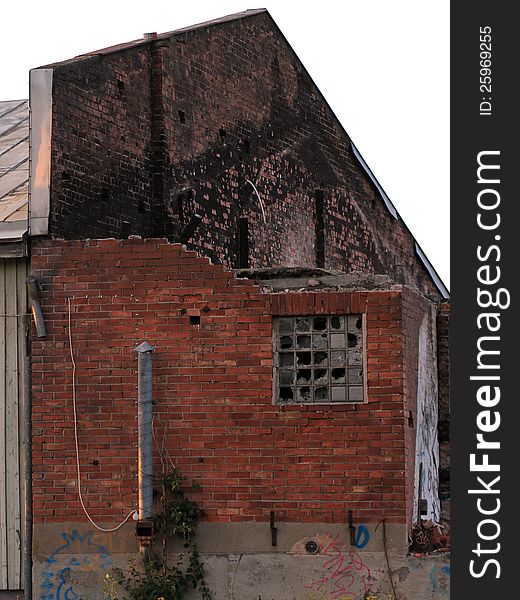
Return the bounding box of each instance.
[452,4,516,597]
[315,189,325,268]
[238,217,249,269]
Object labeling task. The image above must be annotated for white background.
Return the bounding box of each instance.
[1,0,449,287]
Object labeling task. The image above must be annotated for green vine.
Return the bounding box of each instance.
[109,468,212,600]
[155,470,201,540]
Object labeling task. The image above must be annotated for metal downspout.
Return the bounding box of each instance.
[26,276,46,338]
[135,341,154,527]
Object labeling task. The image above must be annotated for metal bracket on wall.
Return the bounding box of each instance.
[348,510,356,546]
[270,511,277,546]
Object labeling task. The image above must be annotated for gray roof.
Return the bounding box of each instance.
[0,100,29,242]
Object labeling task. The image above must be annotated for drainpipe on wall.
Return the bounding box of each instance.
[134,341,155,555]
[26,275,46,338]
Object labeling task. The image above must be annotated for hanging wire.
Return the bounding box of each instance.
[68,297,137,531]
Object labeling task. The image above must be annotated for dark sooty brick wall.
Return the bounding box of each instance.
[48,11,439,297]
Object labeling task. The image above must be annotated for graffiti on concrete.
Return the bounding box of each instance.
[353,525,370,550]
[39,529,112,600]
[305,531,373,600]
[429,564,450,596]
[308,595,395,600]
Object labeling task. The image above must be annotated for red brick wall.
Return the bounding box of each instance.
[47,11,440,298]
[31,238,411,525]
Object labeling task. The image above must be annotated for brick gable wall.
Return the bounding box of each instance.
[48,12,440,298]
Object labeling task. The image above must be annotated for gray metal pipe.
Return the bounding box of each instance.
[26,276,46,338]
[135,341,154,521]
[23,355,33,599]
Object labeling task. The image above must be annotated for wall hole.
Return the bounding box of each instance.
[178,109,186,124]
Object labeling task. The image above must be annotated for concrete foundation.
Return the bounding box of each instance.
[33,523,449,600]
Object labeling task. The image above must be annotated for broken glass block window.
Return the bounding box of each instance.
[274,314,365,404]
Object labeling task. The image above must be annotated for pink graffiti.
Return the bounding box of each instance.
[305,532,372,600]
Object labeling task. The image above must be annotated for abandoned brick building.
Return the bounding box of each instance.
[0,9,450,600]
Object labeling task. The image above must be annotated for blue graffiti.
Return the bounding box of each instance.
[354,525,370,549]
[39,530,112,600]
[56,568,78,600]
[429,564,450,596]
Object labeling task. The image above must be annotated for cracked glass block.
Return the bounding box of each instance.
[278,318,294,333]
[348,368,363,384]
[314,387,328,402]
[331,350,346,367]
[297,386,311,402]
[314,369,328,385]
[347,315,362,331]
[279,387,294,401]
[279,335,293,350]
[295,317,311,332]
[280,353,294,367]
[347,349,362,366]
[313,351,328,367]
[296,335,311,349]
[297,369,312,384]
[330,316,345,330]
[312,333,328,349]
[296,352,312,366]
[347,332,360,349]
[279,370,294,385]
[331,368,346,384]
[313,316,327,331]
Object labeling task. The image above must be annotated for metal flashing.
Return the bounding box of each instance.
[350,140,398,220]
[29,68,53,237]
[415,241,450,299]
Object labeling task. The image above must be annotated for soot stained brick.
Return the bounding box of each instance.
[47,11,440,298]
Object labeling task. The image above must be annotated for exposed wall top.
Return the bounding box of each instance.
[0,100,29,243]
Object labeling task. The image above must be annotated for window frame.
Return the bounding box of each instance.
[272,313,368,406]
